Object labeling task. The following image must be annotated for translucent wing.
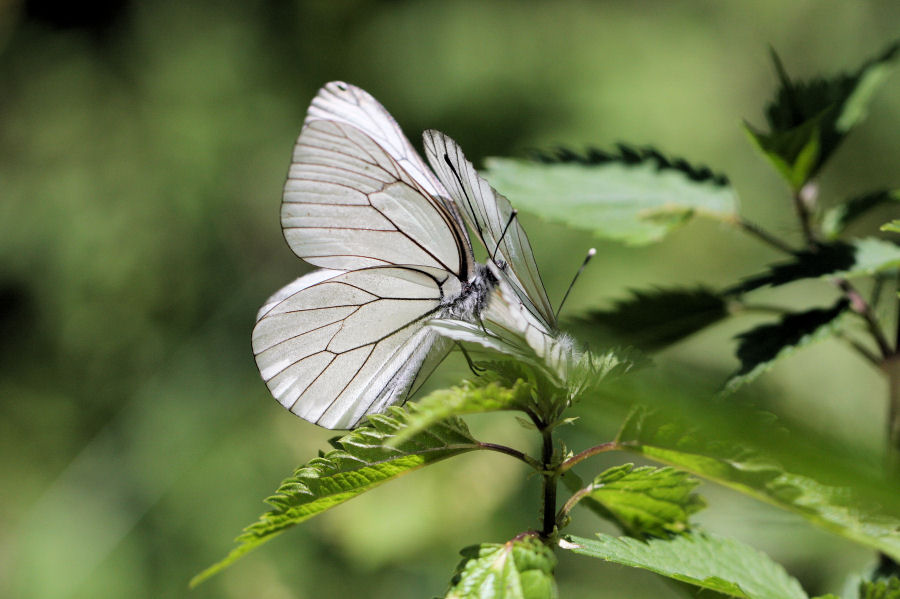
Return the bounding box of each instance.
[252,266,459,429]
[307,81,446,199]
[482,263,570,371]
[283,118,472,276]
[422,130,556,328]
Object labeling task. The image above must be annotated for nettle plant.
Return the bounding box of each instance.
[194,43,900,598]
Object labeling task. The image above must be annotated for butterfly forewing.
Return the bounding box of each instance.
[253,266,454,429]
[422,130,556,329]
[307,81,447,199]
[283,119,470,275]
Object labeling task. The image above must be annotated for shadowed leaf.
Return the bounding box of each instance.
[725,300,848,392]
[860,577,900,599]
[568,286,729,351]
[730,239,900,294]
[823,190,900,238]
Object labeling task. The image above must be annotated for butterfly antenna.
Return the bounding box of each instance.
[458,342,485,375]
[555,248,596,320]
[491,209,518,263]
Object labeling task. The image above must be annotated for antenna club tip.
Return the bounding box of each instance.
[587,248,597,256]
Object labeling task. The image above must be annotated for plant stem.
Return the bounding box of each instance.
[559,441,620,473]
[885,356,900,476]
[557,483,595,523]
[734,216,797,255]
[478,442,542,470]
[834,331,882,366]
[834,277,893,359]
[540,427,558,539]
[792,185,817,248]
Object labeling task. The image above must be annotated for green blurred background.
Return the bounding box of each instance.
[2,1,899,597]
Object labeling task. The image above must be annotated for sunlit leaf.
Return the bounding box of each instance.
[882,221,900,234]
[483,146,737,246]
[823,190,900,238]
[746,42,900,189]
[560,531,807,599]
[191,408,481,586]
[446,534,558,599]
[731,239,900,294]
[568,286,729,351]
[860,577,900,599]
[389,380,535,447]
[616,423,900,562]
[581,464,705,538]
[725,299,848,393]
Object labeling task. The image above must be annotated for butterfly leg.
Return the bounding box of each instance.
[457,342,485,375]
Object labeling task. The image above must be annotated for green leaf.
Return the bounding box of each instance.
[483,146,737,246]
[430,319,638,409]
[446,534,558,599]
[617,426,900,562]
[568,286,729,351]
[860,577,900,599]
[883,220,900,233]
[583,464,705,538]
[191,408,481,587]
[725,299,848,393]
[731,239,900,294]
[823,190,900,238]
[389,380,535,447]
[744,116,821,191]
[560,531,807,599]
[747,42,900,189]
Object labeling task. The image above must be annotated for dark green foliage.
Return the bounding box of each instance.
[730,243,858,293]
[569,286,729,351]
[745,42,900,189]
[731,240,900,294]
[823,190,900,238]
[726,300,849,391]
[860,577,900,599]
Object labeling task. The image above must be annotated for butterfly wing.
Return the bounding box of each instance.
[253,266,460,429]
[283,118,472,275]
[306,81,447,200]
[422,130,556,329]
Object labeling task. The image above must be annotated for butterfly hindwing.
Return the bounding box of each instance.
[252,266,456,429]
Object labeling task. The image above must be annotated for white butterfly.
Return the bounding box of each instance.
[252,81,559,429]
